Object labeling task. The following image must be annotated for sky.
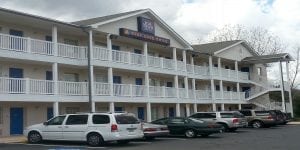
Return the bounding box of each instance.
[1,0,299,81]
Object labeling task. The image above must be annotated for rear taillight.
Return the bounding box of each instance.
[111,124,118,132]
[207,124,215,128]
[233,118,239,124]
[267,115,274,120]
[144,128,157,132]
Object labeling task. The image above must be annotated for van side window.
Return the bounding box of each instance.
[93,115,110,124]
[66,115,88,125]
[47,116,66,125]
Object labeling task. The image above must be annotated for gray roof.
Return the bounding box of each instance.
[242,53,294,63]
[192,40,242,54]
[72,9,146,26]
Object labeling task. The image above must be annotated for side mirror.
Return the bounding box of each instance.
[43,122,48,126]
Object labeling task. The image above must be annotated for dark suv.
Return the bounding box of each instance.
[239,110,277,128]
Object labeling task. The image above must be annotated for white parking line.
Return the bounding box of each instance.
[5,142,107,149]
[156,137,187,141]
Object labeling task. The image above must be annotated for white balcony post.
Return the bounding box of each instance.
[173,47,177,71]
[185,104,190,116]
[162,86,166,98]
[238,104,242,110]
[190,55,194,73]
[25,78,30,94]
[218,57,221,77]
[52,25,58,56]
[235,61,239,80]
[184,76,189,98]
[107,34,112,61]
[220,80,224,100]
[279,61,286,112]
[182,50,187,71]
[130,84,133,97]
[209,56,216,111]
[144,42,148,66]
[286,61,294,117]
[109,102,115,112]
[192,78,196,100]
[193,103,198,113]
[147,102,152,122]
[221,103,225,111]
[88,30,95,112]
[26,37,31,53]
[52,63,58,95]
[174,75,179,98]
[145,72,150,97]
[230,91,233,100]
[237,83,241,100]
[127,51,131,64]
[53,102,59,116]
[160,57,164,68]
[176,103,180,117]
[108,67,113,96]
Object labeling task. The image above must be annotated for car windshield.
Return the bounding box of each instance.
[115,114,139,124]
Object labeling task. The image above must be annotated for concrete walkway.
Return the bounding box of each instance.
[0,136,26,143]
[288,122,300,125]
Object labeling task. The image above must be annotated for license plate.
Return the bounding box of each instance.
[127,128,136,132]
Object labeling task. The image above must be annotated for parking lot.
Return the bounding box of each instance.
[1,124,300,150]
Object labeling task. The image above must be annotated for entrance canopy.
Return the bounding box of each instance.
[241,53,294,64]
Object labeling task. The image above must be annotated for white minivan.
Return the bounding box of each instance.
[24,112,144,146]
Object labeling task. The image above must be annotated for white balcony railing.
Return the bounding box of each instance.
[31,39,53,55]
[178,88,186,98]
[132,85,146,97]
[131,53,145,65]
[165,87,177,98]
[195,90,211,99]
[113,84,131,96]
[29,79,54,94]
[58,43,87,59]
[94,82,110,95]
[58,81,88,95]
[194,65,210,76]
[0,77,26,94]
[177,61,186,71]
[93,47,109,61]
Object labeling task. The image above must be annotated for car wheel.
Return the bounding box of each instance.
[87,133,103,146]
[117,140,130,144]
[252,121,263,128]
[218,123,228,132]
[185,129,196,138]
[28,131,42,144]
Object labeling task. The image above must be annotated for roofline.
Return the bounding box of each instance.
[89,8,192,50]
[0,7,82,28]
[213,40,244,55]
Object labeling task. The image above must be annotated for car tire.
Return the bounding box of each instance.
[87,133,104,146]
[218,123,229,132]
[117,140,130,144]
[252,121,263,128]
[28,131,42,144]
[185,129,196,138]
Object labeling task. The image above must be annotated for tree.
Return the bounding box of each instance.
[205,24,285,55]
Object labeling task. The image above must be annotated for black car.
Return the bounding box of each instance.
[269,110,285,125]
[151,117,223,138]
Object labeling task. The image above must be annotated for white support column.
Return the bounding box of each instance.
[53,102,59,116]
[221,103,225,111]
[235,60,239,80]
[184,76,189,98]
[145,72,150,97]
[279,61,286,112]
[192,78,196,100]
[52,25,58,56]
[193,103,198,113]
[237,83,241,100]
[218,57,221,77]
[219,80,224,100]
[144,42,148,66]
[238,104,242,110]
[109,102,115,112]
[52,63,58,95]
[173,47,177,71]
[209,56,216,111]
[174,75,179,98]
[190,55,195,73]
[185,104,190,116]
[107,34,112,61]
[147,102,152,122]
[212,103,217,111]
[176,103,180,117]
[286,62,293,117]
[182,50,187,71]
[108,67,113,96]
[88,30,95,112]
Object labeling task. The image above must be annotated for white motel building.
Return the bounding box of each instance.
[0,8,294,136]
